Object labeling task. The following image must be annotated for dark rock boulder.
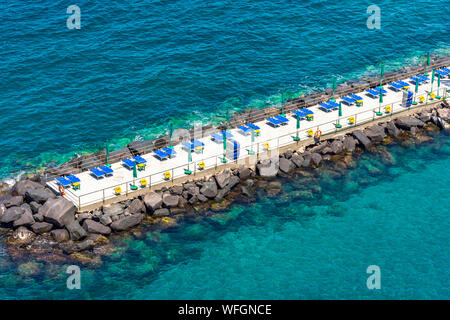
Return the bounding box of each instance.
[110,214,143,232]
[352,130,372,149]
[437,108,450,122]
[162,193,179,208]
[169,185,184,195]
[311,153,322,167]
[31,222,53,234]
[302,154,312,167]
[102,203,124,216]
[395,117,425,130]
[279,157,296,173]
[227,176,240,189]
[127,198,145,214]
[99,215,112,226]
[76,212,91,222]
[24,188,55,204]
[200,181,218,198]
[153,208,170,217]
[82,219,111,235]
[291,154,304,168]
[343,136,356,152]
[60,239,94,253]
[4,196,24,208]
[51,229,70,242]
[284,150,293,159]
[330,140,344,154]
[143,192,162,213]
[13,208,34,228]
[237,166,251,180]
[215,170,231,189]
[256,159,279,177]
[12,180,44,196]
[1,206,24,223]
[386,121,401,137]
[29,201,41,214]
[66,220,87,241]
[364,125,386,143]
[41,197,76,228]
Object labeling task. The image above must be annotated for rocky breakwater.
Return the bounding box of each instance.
[0,101,449,264]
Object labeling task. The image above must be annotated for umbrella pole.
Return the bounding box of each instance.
[249,130,255,154]
[424,52,430,76]
[105,142,110,167]
[335,102,342,128]
[331,77,336,102]
[293,116,300,141]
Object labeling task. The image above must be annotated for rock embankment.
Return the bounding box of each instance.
[0,101,449,260]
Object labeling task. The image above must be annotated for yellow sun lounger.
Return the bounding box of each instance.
[140,179,147,187]
[419,96,425,103]
[114,186,122,195]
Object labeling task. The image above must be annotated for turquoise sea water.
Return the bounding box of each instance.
[0,0,449,178]
[0,1,449,299]
[0,133,449,299]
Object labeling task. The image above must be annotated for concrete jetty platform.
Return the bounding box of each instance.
[47,68,450,211]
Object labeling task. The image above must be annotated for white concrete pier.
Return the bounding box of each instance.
[47,69,450,211]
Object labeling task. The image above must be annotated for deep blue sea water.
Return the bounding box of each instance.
[0,0,449,299]
[0,0,449,178]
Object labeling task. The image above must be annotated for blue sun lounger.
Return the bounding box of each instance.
[57,177,71,188]
[417,75,430,82]
[300,108,314,115]
[162,147,176,158]
[182,142,195,151]
[90,168,105,179]
[349,94,363,101]
[389,82,403,91]
[293,110,307,118]
[99,166,113,176]
[396,80,410,89]
[366,88,381,98]
[66,174,80,184]
[134,156,147,164]
[442,67,450,73]
[266,117,282,127]
[341,96,355,105]
[410,77,425,85]
[275,115,289,124]
[211,131,234,142]
[193,140,205,148]
[436,69,448,77]
[154,149,169,160]
[328,101,339,109]
[319,102,334,112]
[238,125,252,135]
[122,158,135,169]
[247,123,260,131]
